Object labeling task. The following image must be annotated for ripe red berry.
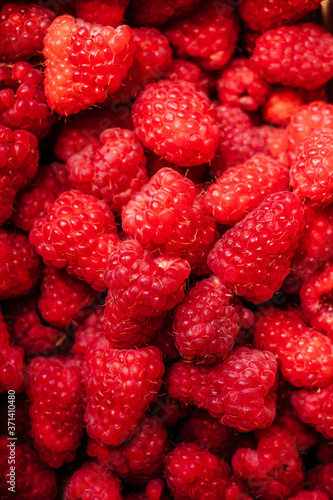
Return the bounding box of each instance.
[65,462,123,500]
[69,0,129,27]
[72,307,105,358]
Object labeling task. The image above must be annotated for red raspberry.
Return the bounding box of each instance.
[165,59,210,95]
[38,266,95,327]
[290,129,333,206]
[217,58,271,111]
[307,463,333,499]
[232,426,304,500]
[0,437,57,500]
[72,307,105,358]
[43,15,135,115]
[173,275,241,364]
[87,416,169,484]
[12,162,70,232]
[69,0,129,27]
[0,309,25,392]
[27,355,84,468]
[0,124,39,225]
[165,1,239,71]
[132,80,220,167]
[103,239,190,347]
[0,3,55,63]
[208,191,304,304]
[275,406,317,452]
[164,443,230,500]
[205,155,289,226]
[0,229,40,300]
[0,62,54,138]
[239,0,322,31]
[257,125,289,166]
[131,0,201,27]
[29,190,119,291]
[126,480,171,500]
[291,381,333,439]
[83,341,164,446]
[65,462,122,500]
[253,24,333,90]
[122,168,218,273]
[289,492,330,500]
[67,128,148,212]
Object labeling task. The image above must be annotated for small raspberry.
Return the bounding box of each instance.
[208,191,305,304]
[83,341,165,446]
[0,229,40,300]
[165,0,239,71]
[29,190,119,291]
[275,406,318,452]
[65,462,122,500]
[205,155,289,225]
[69,0,129,27]
[131,0,201,27]
[164,443,230,500]
[0,3,55,62]
[43,15,135,115]
[126,479,171,500]
[67,128,148,212]
[217,58,271,111]
[307,463,333,499]
[253,24,333,90]
[132,80,220,167]
[103,239,190,347]
[165,59,210,95]
[87,416,169,484]
[27,355,84,468]
[72,307,105,358]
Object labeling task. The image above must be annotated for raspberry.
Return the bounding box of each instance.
[232,426,304,500]
[165,59,210,95]
[172,275,241,364]
[239,0,322,31]
[0,310,25,392]
[127,480,171,500]
[208,191,304,304]
[307,463,333,499]
[69,0,129,27]
[131,0,201,27]
[38,266,95,327]
[29,190,119,291]
[83,341,164,446]
[0,62,54,138]
[252,24,333,90]
[0,124,39,225]
[290,129,333,206]
[275,406,317,452]
[217,58,271,111]
[64,462,122,500]
[67,128,148,212]
[164,443,230,500]
[205,155,289,226]
[12,161,70,232]
[0,3,55,63]
[257,125,289,166]
[87,416,169,484]
[289,492,330,500]
[132,80,220,167]
[72,307,105,358]
[27,355,84,468]
[103,239,190,347]
[43,15,135,115]
[0,437,57,500]
[165,1,239,71]
[122,168,218,273]
[291,381,333,439]
[0,229,40,300]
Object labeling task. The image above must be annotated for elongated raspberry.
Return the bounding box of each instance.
[13,162,70,232]
[291,381,333,439]
[239,0,322,31]
[69,0,129,27]
[217,58,271,111]
[0,437,57,500]
[104,239,190,347]
[67,128,148,212]
[0,3,55,62]
[253,24,333,90]
[164,443,230,500]
[131,0,201,26]
[132,80,219,167]
[232,426,304,500]
[65,462,123,500]
[0,230,40,300]
[307,463,333,499]
[0,124,39,225]
[29,190,119,291]
[43,15,135,115]
[87,416,168,484]
[165,0,239,71]
[72,307,105,358]
[173,275,241,364]
[275,406,317,452]
[205,155,289,225]
[27,355,84,468]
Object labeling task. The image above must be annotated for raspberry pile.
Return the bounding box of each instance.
[2,1,333,499]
